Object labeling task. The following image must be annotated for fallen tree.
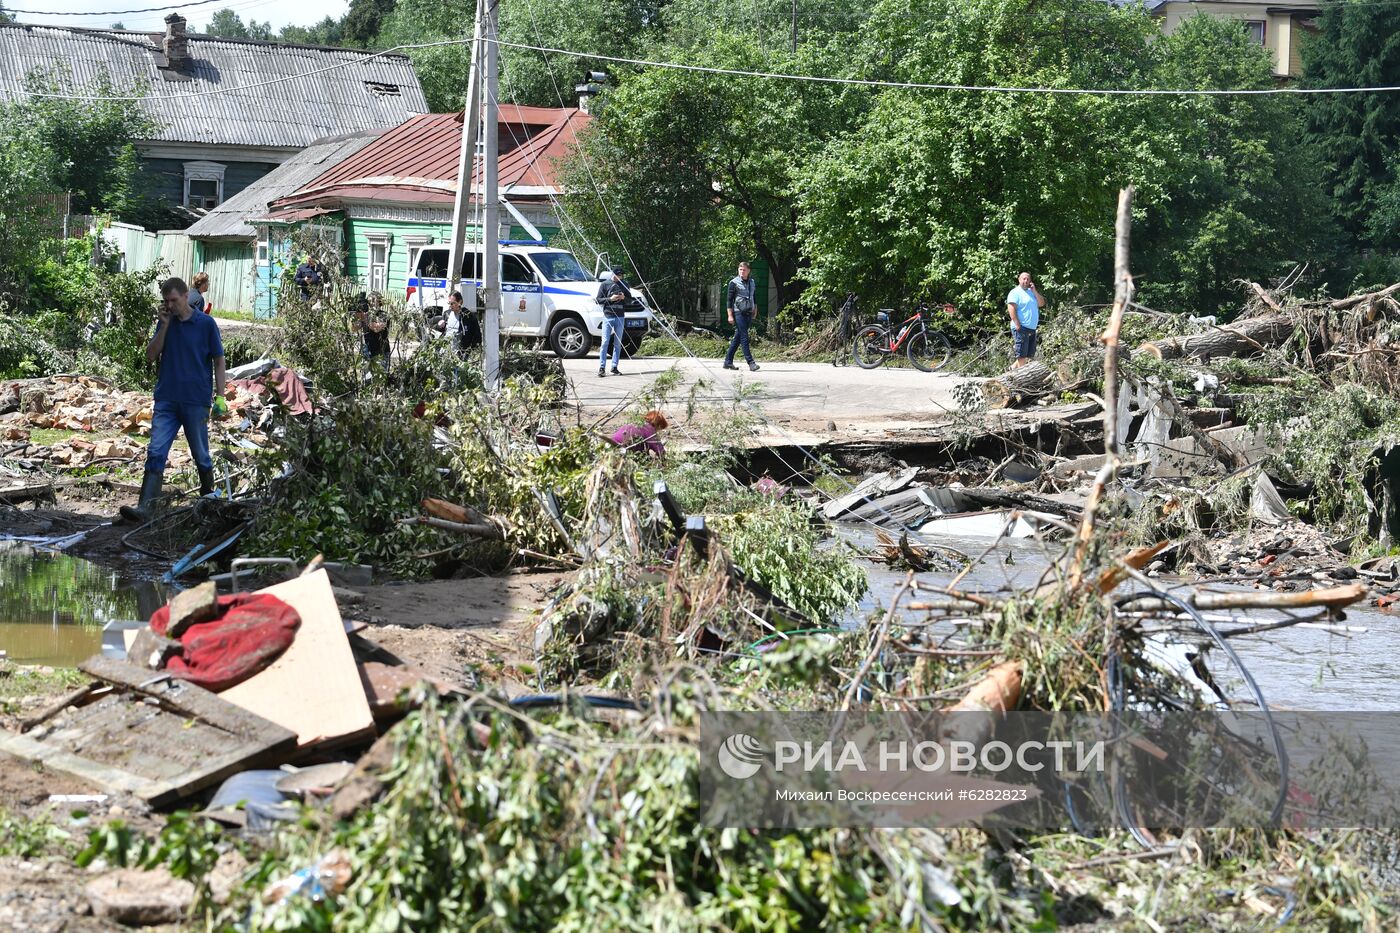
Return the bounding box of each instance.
[981,361,1057,408]
[1135,315,1295,362]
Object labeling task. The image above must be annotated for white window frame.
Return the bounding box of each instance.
[183,160,226,209]
[366,233,392,294]
[403,234,432,284]
[1243,20,1266,45]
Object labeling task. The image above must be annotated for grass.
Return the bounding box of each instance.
[0,666,86,713]
[26,428,149,447]
[212,309,278,324]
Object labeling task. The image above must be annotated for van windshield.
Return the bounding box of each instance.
[531,251,589,283]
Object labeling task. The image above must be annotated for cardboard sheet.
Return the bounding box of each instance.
[219,570,374,749]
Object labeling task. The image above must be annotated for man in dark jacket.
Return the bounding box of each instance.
[294,256,327,301]
[723,261,760,372]
[595,267,629,377]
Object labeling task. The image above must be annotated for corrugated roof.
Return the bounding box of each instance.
[184,128,388,240]
[0,23,428,148]
[272,106,589,210]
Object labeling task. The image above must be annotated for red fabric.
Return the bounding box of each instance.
[149,593,300,692]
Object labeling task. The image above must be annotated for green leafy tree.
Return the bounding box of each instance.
[375,0,474,112]
[498,0,669,107]
[205,9,273,40]
[1303,2,1400,248]
[345,0,398,46]
[795,0,1160,319]
[11,71,157,217]
[1132,15,1333,313]
[279,17,348,46]
[557,1,870,317]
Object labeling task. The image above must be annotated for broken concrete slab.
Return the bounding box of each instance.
[86,867,194,926]
[165,580,220,638]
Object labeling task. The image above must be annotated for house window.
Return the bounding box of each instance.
[366,234,392,293]
[404,235,432,282]
[1243,20,1266,45]
[183,161,226,209]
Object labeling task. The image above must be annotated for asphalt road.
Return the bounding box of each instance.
[563,355,976,443]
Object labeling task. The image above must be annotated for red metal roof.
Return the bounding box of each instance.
[271,105,589,210]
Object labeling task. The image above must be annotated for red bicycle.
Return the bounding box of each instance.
[852,301,954,372]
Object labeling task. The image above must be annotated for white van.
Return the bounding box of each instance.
[406,243,654,358]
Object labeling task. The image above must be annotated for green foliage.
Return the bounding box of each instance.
[1303,2,1400,247]
[344,0,397,46]
[1243,383,1400,536]
[204,8,274,40]
[4,71,158,218]
[247,393,460,577]
[446,376,603,560]
[0,808,73,858]
[0,313,62,378]
[215,698,1031,932]
[562,20,868,318]
[1134,16,1333,313]
[711,496,867,622]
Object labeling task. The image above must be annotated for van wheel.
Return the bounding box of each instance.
[548,317,591,358]
[622,334,643,357]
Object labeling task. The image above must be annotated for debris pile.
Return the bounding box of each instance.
[0,369,303,472]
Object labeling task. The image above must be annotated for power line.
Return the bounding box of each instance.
[493,38,1400,96]
[20,30,1400,103]
[6,0,225,15]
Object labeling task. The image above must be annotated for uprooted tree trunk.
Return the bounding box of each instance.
[1055,345,1130,387]
[981,361,1057,409]
[1136,315,1295,362]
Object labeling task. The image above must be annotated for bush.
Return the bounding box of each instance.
[0,312,63,378]
[247,392,461,577]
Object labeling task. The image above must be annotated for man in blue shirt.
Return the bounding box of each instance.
[120,277,228,522]
[1006,271,1045,369]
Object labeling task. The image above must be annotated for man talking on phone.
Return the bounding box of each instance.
[1007,271,1044,369]
[120,277,228,522]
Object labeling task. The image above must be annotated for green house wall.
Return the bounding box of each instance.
[343,216,562,298]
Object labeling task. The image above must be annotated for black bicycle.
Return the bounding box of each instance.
[851,300,954,373]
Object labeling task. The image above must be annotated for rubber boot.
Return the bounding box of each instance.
[118,470,164,524]
[198,466,216,498]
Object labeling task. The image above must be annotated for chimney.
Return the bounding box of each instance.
[163,14,189,67]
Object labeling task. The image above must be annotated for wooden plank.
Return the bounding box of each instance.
[78,657,295,748]
[219,570,374,750]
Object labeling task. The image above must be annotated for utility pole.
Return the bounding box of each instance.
[481,0,501,389]
[446,0,485,323]
[791,0,797,53]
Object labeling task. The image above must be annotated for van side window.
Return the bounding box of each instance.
[502,255,535,284]
[462,253,483,280]
[416,251,443,277]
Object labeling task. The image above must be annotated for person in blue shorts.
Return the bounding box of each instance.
[120,277,228,522]
[1006,271,1045,369]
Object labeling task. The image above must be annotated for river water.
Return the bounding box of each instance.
[842,529,1400,712]
[0,540,165,666]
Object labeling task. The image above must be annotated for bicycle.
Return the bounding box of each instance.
[851,300,954,372]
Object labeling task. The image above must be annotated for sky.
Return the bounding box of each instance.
[6,0,350,33]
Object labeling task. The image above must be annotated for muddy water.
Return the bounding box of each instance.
[840,529,1400,712]
[0,540,165,666]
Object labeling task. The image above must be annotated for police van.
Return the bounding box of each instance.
[406,242,654,358]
